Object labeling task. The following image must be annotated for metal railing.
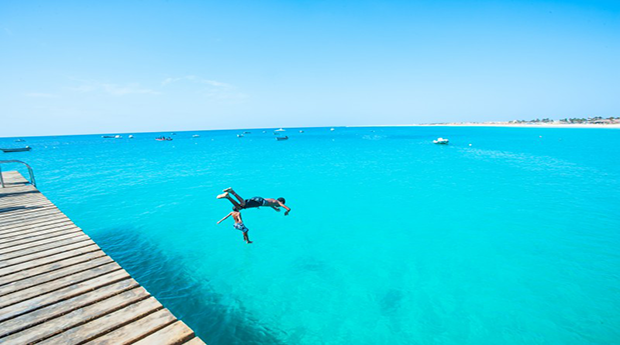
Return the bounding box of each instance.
[0,160,36,188]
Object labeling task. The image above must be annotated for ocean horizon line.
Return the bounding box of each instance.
[3,122,620,139]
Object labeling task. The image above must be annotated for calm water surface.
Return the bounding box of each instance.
[2,127,619,344]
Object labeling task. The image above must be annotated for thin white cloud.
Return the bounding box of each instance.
[161,75,230,88]
[161,75,244,100]
[203,89,248,101]
[69,85,95,93]
[67,80,160,96]
[25,92,57,98]
[101,83,160,96]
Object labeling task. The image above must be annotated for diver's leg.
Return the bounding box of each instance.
[229,190,246,206]
[217,193,243,209]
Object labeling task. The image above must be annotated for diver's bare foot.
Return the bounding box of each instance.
[216,192,229,199]
[223,187,233,192]
[246,241,253,244]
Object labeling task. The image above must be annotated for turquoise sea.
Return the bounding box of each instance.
[2,126,619,344]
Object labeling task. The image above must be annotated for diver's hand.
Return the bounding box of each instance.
[284,210,290,216]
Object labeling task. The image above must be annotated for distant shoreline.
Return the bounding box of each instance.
[358,122,620,129]
[3,122,620,138]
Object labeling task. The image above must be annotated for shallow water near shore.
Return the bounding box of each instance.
[2,126,620,344]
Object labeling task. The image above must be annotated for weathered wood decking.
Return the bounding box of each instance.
[0,171,205,345]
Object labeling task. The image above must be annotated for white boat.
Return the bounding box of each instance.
[330,128,335,131]
[192,135,200,138]
[128,135,134,139]
[237,134,244,138]
[433,137,449,144]
[275,128,286,132]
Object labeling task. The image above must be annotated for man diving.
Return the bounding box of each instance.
[217,187,291,215]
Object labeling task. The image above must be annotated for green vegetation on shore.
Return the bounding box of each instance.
[511,117,618,124]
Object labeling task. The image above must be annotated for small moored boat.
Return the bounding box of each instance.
[433,138,449,144]
[2,146,31,153]
[276,136,289,141]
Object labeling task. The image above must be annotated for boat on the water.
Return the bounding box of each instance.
[129,135,134,139]
[275,128,286,132]
[433,138,449,144]
[330,128,335,131]
[14,139,25,142]
[237,134,244,138]
[155,137,173,141]
[243,131,251,134]
[102,135,122,139]
[192,135,200,138]
[276,136,289,141]
[2,146,31,153]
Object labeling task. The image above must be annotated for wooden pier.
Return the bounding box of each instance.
[0,171,205,345]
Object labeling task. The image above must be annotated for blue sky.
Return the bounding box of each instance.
[1,0,619,136]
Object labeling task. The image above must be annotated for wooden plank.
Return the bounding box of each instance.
[0,220,75,238]
[0,208,62,223]
[0,229,84,254]
[184,337,207,345]
[0,227,83,251]
[0,244,101,277]
[0,278,139,338]
[0,193,49,204]
[0,172,205,344]
[0,256,114,297]
[0,202,58,214]
[1,286,151,345]
[0,261,122,308]
[0,199,52,209]
[0,233,92,262]
[0,192,47,201]
[37,297,163,345]
[0,223,79,245]
[0,269,130,322]
[88,309,176,344]
[0,219,75,238]
[0,210,66,227]
[0,203,58,216]
[133,321,195,345]
[0,250,107,286]
[0,216,72,233]
[0,221,75,240]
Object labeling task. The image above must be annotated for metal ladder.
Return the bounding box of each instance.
[0,160,36,188]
